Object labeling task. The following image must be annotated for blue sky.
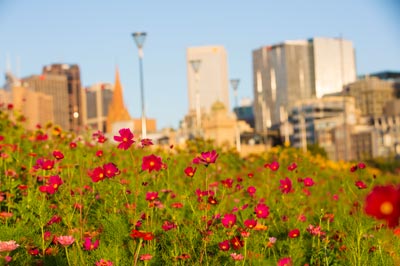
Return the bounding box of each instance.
[1,0,399,129]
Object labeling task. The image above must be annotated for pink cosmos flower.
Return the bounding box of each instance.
[244,219,257,229]
[103,163,120,178]
[56,235,75,247]
[52,150,64,160]
[303,177,315,187]
[113,128,135,150]
[307,224,326,237]
[254,203,270,219]
[0,240,19,252]
[192,150,219,166]
[288,228,300,238]
[230,253,244,260]
[161,221,177,231]
[287,162,297,171]
[221,213,237,228]
[140,138,154,148]
[355,180,367,189]
[95,259,113,266]
[268,161,280,171]
[247,186,256,197]
[83,237,99,251]
[277,257,293,266]
[145,191,159,202]
[140,254,153,261]
[39,175,63,194]
[184,166,197,177]
[279,177,292,194]
[142,154,163,172]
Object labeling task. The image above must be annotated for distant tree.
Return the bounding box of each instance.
[307,144,328,159]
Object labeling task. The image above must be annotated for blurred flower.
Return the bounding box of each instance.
[358,162,366,169]
[287,162,297,171]
[268,161,280,171]
[103,162,120,178]
[142,154,163,172]
[230,253,244,260]
[184,166,197,177]
[355,180,367,189]
[52,150,64,160]
[303,177,315,187]
[95,259,113,266]
[288,228,300,238]
[279,177,292,194]
[222,213,237,228]
[192,150,219,166]
[230,236,244,250]
[140,254,153,261]
[277,257,293,266]
[113,128,135,150]
[244,219,257,229]
[218,240,230,251]
[161,221,177,231]
[69,142,77,149]
[39,175,63,194]
[307,224,326,237]
[365,185,400,228]
[83,237,99,251]
[88,167,105,183]
[254,203,270,219]
[140,138,153,148]
[56,235,75,247]
[96,150,103,157]
[0,240,19,252]
[46,215,62,226]
[247,186,256,196]
[145,191,159,202]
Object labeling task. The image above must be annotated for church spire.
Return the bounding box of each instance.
[106,67,132,133]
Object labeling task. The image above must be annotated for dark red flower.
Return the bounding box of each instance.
[88,167,105,182]
[113,128,135,150]
[142,154,163,172]
[244,219,257,229]
[355,180,367,189]
[52,150,64,160]
[230,236,244,250]
[287,162,297,171]
[218,240,230,251]
[288,228,300,238]
[103,162,120,178]
[140,138,154,148]
[365,185,400,228]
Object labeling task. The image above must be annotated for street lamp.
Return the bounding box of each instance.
[190,59,202,135]
[132,32,147,139]
[230,79,241,152]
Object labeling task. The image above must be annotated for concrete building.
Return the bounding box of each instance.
[22,74,70,131]
[187,46,230,116]
[252,37,356,132]
[42,64,83,132]
[345,76,395,117]
[82,83,113,132]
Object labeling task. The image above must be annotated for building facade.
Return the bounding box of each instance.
[42,64,83,132]
[252,37,356,133]
[186,46,230,115]
[22,74,70,131]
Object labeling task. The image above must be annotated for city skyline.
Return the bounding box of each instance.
[1,0,399,129]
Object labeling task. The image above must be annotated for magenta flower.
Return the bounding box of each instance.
[192,150,219,166]
[288,228,300,238]
[145,191,159,202]
[244,219,257,229]
[56,236,75,247]
[221,213,237,228]
[162,221,177,231]
[279,177,292,194]
[287,162,297,171]
[268,161,280,171]
[113,128,135,150]
[355,180,367,189]
[303,177,315,187]
[103,162,120,178]
[88,166,105,183]
[184,166,197,177]
[277,257,293,266]
[39,175,63,194]
[83,237,99,251]
[142,154,163,172]
[0,240,19,252]
[254,203,270,219]
[218,240,230,251]
[95,259,113,266]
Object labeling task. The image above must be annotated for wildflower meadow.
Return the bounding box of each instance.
[1,107,400,266]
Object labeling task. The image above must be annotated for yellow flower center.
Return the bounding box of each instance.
[380,201,394,215]
[123,137,128,142]
[150,161,155,166]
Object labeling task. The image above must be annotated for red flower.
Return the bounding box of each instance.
[184,166,197,177]
[254,203,269,219]
[96,150,103,157]
[35,158,55,170]
[230,236,244,250]
[221,213,237,228]
[358,162,366,169]
[93,131,107,143]
[279,177,292,194]
[365,185,400,228]
[247,186,256,197]
[288,228,300,238]
[40,175,63,194]
[218,240,230,251]
[83,237,99,251]
[303,177,315,187]
[103,163,120,178]
[88,167,105,183]
[192,150,219,166]
[142,154,163,172]
[277,257,293,266]
[161,221,177,231]
[113,128,135,150]
[207,196,218,205]
[355,180,367,189]
[145,191,159,202]
[140,138,154,148]
[52,150,64,160]
[268,161,280,171]
[287,162,297,171]
[69,142,77,149]
[244,219,257,229]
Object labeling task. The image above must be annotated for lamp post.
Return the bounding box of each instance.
[230,79,241,152]
[132,32,147,139]
[190,59,201,136]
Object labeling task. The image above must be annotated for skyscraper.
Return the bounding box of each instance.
[187,46,230,114]
[22,74,70,130]
[82,83,114,132]
[42,64,83,132]
[252,37,356,132]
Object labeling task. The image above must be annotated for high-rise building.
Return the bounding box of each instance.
[82,83,113,132]
[252,37,356,132]
[22,74,70,130]
[42,64,83,132]
[187,46,230,114]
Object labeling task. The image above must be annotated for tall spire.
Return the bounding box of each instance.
[106,67,132,133]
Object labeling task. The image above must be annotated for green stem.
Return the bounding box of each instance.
[65,247,72,266]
